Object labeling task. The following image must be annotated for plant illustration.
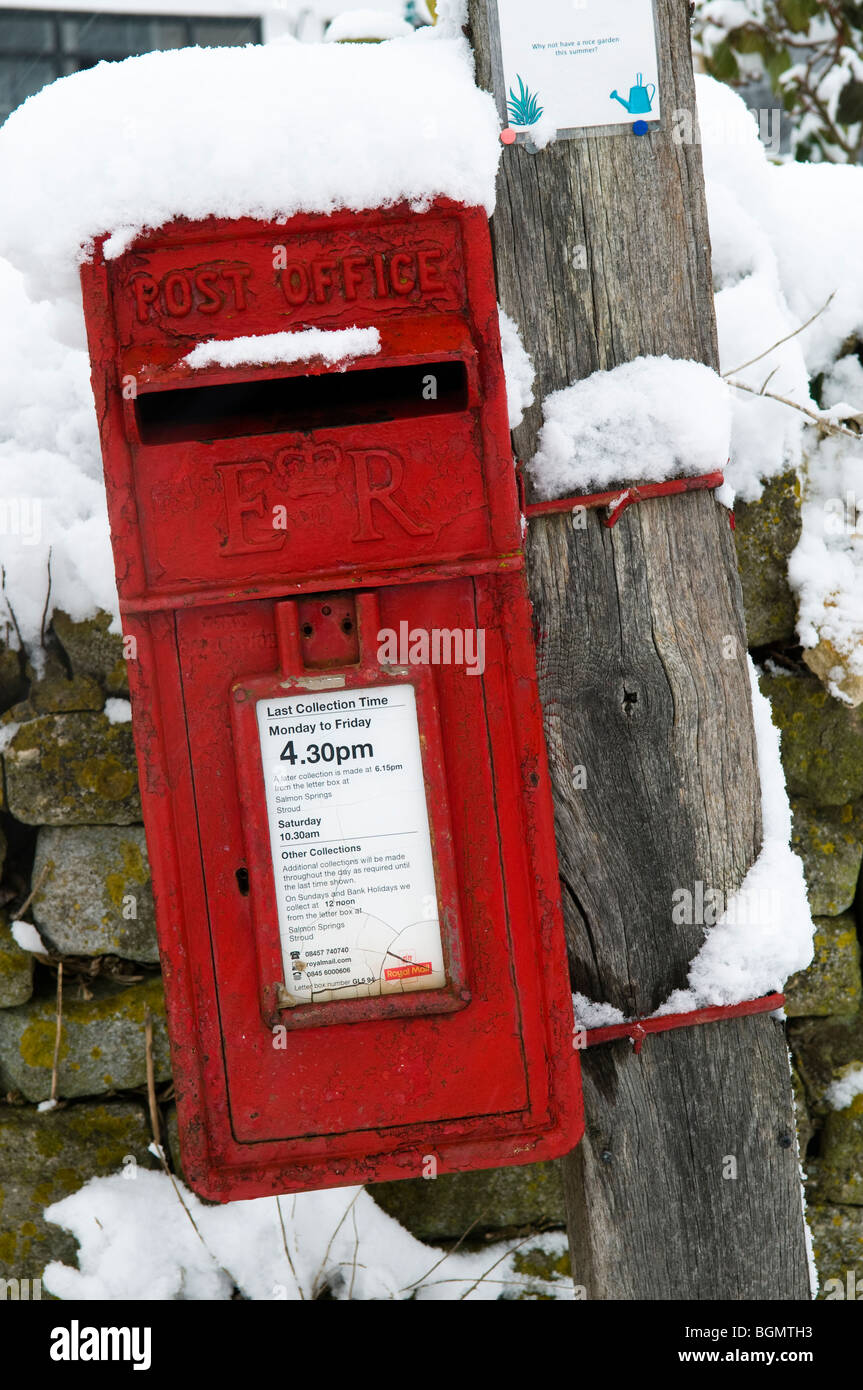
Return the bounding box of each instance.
[507,75,543,126]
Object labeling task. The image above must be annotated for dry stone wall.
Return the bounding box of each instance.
[0,614,165,1280]
[738,474,863,1295]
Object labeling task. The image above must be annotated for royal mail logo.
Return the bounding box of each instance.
[219,443,434,555]
[384,961,433,981]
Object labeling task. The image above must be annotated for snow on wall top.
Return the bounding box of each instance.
[0,32,501,303]
[324,9,414,41]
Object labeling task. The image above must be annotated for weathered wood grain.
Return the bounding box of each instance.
[467,0,811,1298]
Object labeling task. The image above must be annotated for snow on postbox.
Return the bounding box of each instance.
[80,201,583,1200]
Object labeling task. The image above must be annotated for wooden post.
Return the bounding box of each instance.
[466,0,811,1299]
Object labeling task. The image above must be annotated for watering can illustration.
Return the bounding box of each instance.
[610,74,656,115]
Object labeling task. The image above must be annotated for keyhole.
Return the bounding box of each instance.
[236,867,250,896]
[302,623,314,638]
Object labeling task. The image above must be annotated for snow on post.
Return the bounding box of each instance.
[657,658,814,1015]
[528,355,732,499]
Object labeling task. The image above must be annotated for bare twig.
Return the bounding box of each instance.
[39,546,53,650]
[399,1213,488,1293]
[722,292,836,379]
[276,1197,305,1300]
[726,378,863,442]
[457,1231,540,1301]
[165,1163,220,1262]
[1,565,23,652]
[759,365,780,396]
[14,863,52,924]
[144,1012,161,1150]
[50,961,63,1104]
[149,1119,235,1289]
[142,1012,231,1279]
[348,1202,360,1301]
[765,648,805,674]
[312,1189,362,1298]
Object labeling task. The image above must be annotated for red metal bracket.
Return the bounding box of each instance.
[518,469,726,528]
[581,993,785,1055]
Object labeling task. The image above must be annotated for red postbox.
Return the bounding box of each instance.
[80,200,583,1201]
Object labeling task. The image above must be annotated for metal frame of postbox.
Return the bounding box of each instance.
[231,590,471,1032]
[80,200,583,1201]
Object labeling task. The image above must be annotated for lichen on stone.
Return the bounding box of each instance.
[0,1100,155,1279]
[759,670,863,805]
[0,976,170,1102]
[52,610,128,697]
[785,915,862,1017]
[790,799,863,916]
[31,825,158,962]
[735,470,802,648]
[0,915,34,1008]
[3,712,141,825]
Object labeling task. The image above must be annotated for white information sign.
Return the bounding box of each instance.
[256,684,446,1004]
[494,0,660,135]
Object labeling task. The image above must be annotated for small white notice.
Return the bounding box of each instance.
[256,684,445,1004]
[493,0,660,136]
